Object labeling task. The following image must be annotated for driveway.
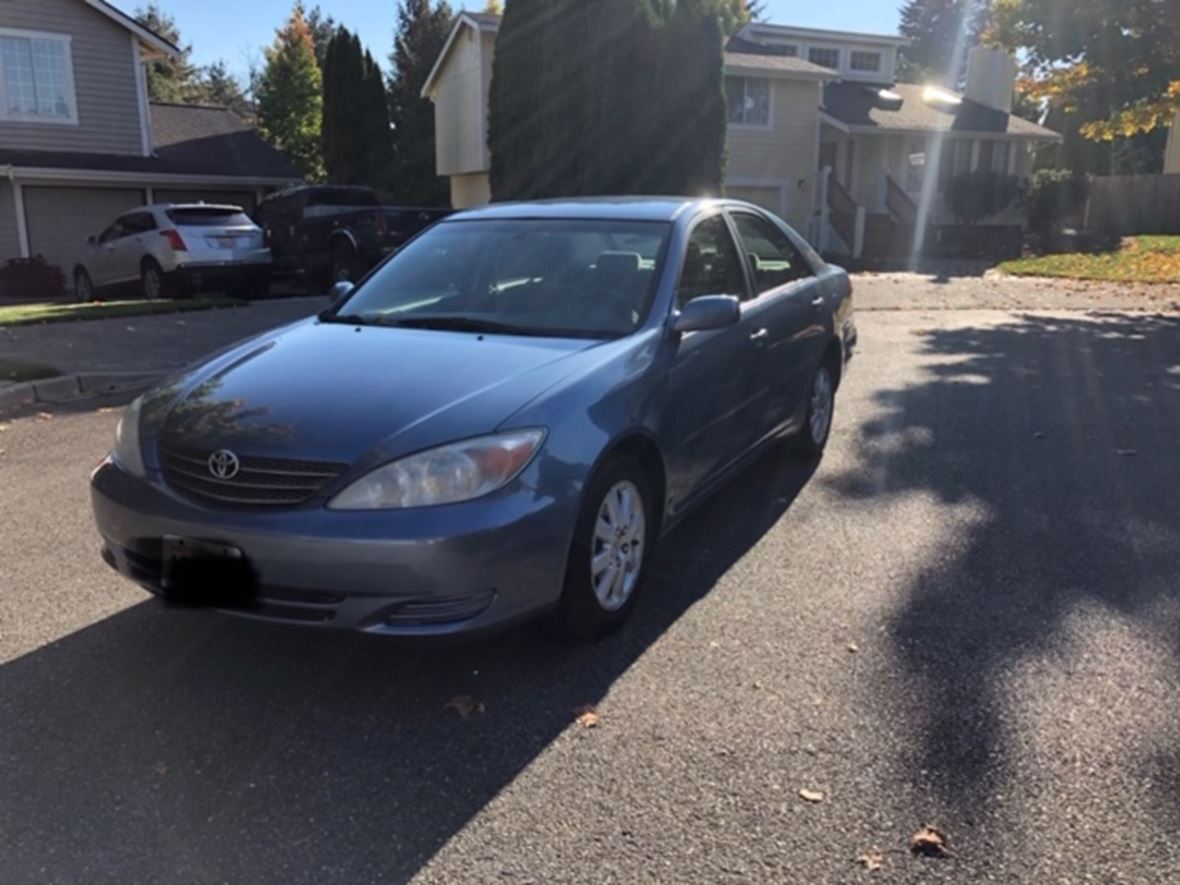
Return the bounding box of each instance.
[2,305,1178,883]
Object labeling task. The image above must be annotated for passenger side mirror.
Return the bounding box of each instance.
[330,280,354,304]
[672,295,740,334]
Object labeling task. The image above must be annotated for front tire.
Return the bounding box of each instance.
[559,457,653,639]
[74,268,94,303]
[791,360,837,459]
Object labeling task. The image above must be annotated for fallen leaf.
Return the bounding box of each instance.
[799,788,825,803]
[0,424,8,432]
[574,705,601,729]
[1115,449,1138,457]
[152,761,168,776]
[35,412,54,422]
[444,695,485,719]
[911,825,951,858]
[1033,431,1047,440]
[96,407,116,414]
[847,642,860,654]
[856,849,885,872]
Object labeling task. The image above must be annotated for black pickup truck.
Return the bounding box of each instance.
[255,186,451,287]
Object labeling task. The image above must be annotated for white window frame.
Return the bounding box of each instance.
[726,76,773,130]
[849,50,882,74]
[807,45,842,72]
[0,28,79,126]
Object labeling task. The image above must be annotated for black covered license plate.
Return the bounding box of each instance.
[161,536,259,606]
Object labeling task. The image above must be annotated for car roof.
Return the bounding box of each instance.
[447,197,750,223]
[139,203,245,213]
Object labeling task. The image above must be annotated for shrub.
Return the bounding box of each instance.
[1026,168,1089,238]
[944,172,1023,225]
[0,256,67,300]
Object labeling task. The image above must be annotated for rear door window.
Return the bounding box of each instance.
[729,212,813,295]
[167,208,252,227]
[122,212,157,235]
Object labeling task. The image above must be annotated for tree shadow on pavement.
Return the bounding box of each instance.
[824,311,1180,817]
[0,448,817,884]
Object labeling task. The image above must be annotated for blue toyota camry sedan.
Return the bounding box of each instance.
[92,198,856,639]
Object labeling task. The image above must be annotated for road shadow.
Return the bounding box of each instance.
[824,311,1180,814]
[0,447,817,884]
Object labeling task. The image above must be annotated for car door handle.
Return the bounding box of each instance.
[750,328,770,343]
[811,296,825,309]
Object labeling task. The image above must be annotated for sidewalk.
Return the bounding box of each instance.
[0,295,325,412]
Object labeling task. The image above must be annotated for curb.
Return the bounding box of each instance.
[0,371,160,415]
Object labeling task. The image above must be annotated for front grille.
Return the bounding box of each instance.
[158,441,348,508]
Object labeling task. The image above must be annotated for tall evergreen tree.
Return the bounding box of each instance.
[135,3,201,102]
[388,0,454,206]
[897,0,992,85]
[195,61,253,119]
[257,5,324,180]
[323,29,393,186]
[304,4,338,67]
[489,0,726,200]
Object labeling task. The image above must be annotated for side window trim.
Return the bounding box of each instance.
[673,210,752,312]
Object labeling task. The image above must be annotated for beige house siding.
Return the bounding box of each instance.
[725,79,822,233]
[432,25,492,178]
[1167,116,1180,174]
[0,181,21,264]
[0,0,144,156]
[450,172,491,209]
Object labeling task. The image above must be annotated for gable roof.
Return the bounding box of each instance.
[82,0,180,58]
[822,82,1060,140]
[422,11,501,99]
[0,103,300,182]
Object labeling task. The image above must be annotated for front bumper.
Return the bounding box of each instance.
[91,460,573,637]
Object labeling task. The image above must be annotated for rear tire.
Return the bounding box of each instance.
[558,457,653,640]
[74,268,94,303]
[141,259,167,301]
[791,359,837,459]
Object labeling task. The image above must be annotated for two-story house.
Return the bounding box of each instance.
[0,0,299,281]
[422,13,1060,260]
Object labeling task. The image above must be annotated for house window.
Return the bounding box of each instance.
[849,50,882,73]
[0,31,76,123]
[808,47,841,70]
[726,77,771,127]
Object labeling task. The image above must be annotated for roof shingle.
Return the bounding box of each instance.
[823,82,1059,139]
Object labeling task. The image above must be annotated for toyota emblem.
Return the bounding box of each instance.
[208,449,240,480]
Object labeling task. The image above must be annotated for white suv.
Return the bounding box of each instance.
[74,204,271,301]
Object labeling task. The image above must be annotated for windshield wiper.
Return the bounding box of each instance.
[388,315,544,335]
[319,312,384,326]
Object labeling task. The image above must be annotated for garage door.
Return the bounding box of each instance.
[727,186,784,217]
[155,189,258,214]
[23,187,145,275]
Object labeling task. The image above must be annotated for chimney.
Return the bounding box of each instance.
[964,46,1016,114]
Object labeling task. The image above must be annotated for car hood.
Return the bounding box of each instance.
[152,319,597,466]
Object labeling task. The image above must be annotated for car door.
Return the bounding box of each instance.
[728,210,829,433]
[662,212,767,512]
[108,211,157,285]
[88,218,128,287]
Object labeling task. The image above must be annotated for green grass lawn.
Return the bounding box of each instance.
[998,236,1180,283]
[0,359,62,383]
[0,296,247,327]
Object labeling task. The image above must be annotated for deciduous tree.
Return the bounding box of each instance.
[256,5,324,179]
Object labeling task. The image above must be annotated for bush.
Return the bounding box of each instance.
[1027,168,1089,238]
[944,172,1023,225]
[0,256,67,300]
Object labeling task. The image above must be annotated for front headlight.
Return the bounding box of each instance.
[112,396,146,478]
[328,429,546,511]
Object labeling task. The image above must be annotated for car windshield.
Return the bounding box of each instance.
[332,218,672,338]
[167,208,252,227]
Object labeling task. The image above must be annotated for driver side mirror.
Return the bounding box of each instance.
[672,295,741,334]
[330,280,354,304]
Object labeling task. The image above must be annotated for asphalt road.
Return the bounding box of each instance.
[2,308,1180,883]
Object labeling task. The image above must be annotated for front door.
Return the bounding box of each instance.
[662,213,766,514]
[728,210,829,432]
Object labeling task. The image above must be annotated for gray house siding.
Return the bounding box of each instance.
[0,181,19,264]
[0,0,144,156]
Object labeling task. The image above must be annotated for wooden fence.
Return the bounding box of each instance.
[1086,174,1180,235]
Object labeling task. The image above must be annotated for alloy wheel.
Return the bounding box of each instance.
[590,480,646,612]
[810,366,834,446]
[143,267,162,300]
